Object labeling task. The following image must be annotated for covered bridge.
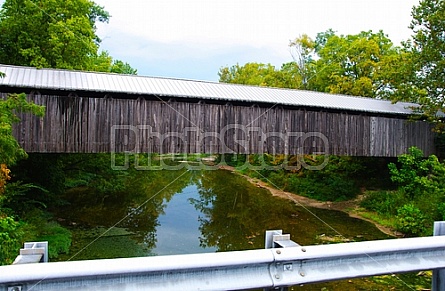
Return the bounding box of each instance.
[0,64,436,157]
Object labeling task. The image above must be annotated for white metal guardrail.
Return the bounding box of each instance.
[2,222,445,291]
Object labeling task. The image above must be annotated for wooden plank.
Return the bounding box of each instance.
[6,92,437,157]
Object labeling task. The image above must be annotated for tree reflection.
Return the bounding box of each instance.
[191,170,300,251]
[122,168,198,248]
[58,167,196,253]
[58,165,390,260]
[191,170,391,252]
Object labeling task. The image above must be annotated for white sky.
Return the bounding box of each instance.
[0,0,421,81]
[93,0,420,81]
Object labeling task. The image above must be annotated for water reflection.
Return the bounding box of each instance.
[192,170,296,251]
[193,170,390,252]
[56,168,389,261]
[155,184,217,255]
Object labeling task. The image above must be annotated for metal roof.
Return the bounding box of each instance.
[0,64,417,115]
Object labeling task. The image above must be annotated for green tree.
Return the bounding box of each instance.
[0,0,109,69]
[218,62,301,89]
[0,93,45,168]
[387,147,445,236]
[391,0,445,129]
[219,62,277,86]
[222,30,405,98]
[388,146,445,199]
[292,30,403,98]
[91,51,138,75]
[0,88,45,265]
[288,33,318,88]
[0,0,137,74]
[396,204,428,237]
[0,216,23,265]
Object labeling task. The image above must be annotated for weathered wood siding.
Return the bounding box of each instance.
[7,93,436,156]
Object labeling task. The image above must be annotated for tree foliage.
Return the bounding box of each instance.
[396,204,428,237]
[0,0,137,264]
[0,93,45,204]
[220,30,405,99]
[218,62,301,89]
[0,0,136,74]
[288,34,317,88]
[0,0,108,69]
[391,0,445,129]
[388,146,445,199]
[91,51,138,75]
[0,93,45,167]
[290,30,404,98]
[0,91,46,265]
[362,147,445,237]
[0,215,23,265]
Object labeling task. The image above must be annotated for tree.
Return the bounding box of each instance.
[388,146,445,199]
[0,91,45,265]
[219,63,278,86]
[291,30,403,98]
[0,93,45,171]
[222,30,405,98]
[218,62,301,89]
[386,146,445,236]
[289,33,319,89]
[0,69,44,193]
[0,0,137,74]
[0,0,109,69]
[91,51,138,75]
[391,0,445,129]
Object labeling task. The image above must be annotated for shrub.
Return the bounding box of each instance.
[396,204,428,237]
[0,215,24,265]
[388,147,445,199]
[360,190,404,216]
[36,222,72,258]
[285,155,361,201]
[20,209,72,259]
[287,173,358,201]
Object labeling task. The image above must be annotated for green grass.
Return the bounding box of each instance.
[357,209,397,230]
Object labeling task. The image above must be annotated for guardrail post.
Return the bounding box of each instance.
[433,221,445,291]
[264,230,299,291]
[265,230,282,249]
[265,230,299,249]
[12,241,48,265]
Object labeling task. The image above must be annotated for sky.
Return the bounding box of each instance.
[1,0,421,81]
[92,0,420,81]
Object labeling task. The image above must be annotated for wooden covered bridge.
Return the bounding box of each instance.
[0,64,436,157]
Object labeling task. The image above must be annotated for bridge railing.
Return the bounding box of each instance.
[2,222,445,291]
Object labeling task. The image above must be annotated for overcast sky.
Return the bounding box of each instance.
[0,0,421,81]
[93,0,420,81]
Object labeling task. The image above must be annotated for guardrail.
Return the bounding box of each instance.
[2,222,445,291]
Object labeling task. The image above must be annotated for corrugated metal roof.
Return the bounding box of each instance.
[0,64,417,115]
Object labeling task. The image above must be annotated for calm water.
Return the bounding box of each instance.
[55,168,389,262]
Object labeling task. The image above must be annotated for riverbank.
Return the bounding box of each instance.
[219,165,398,237]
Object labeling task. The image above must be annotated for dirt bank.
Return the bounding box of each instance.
[220,165,397,237]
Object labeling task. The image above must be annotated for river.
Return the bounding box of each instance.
[54,167,400,289]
